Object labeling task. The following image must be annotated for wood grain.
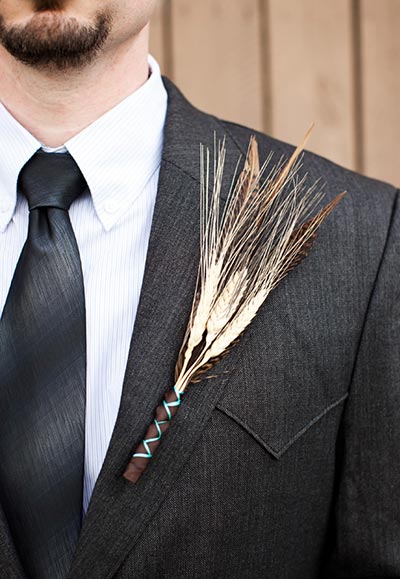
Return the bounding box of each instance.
[149,0,169,74]
[170,0,264,131]
[148,0,399,185]
[361,0,400,185]
[267,0,356,170]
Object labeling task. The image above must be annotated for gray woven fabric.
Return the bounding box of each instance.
[0,78,398,579]
[0,151,88,578]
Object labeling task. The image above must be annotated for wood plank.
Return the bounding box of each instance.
[267,0,356,170]
[361,0,400,186]
[170,0,264,131]
[149,0,168,73]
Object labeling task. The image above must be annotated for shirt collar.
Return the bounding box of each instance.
[0,108,40,231]
[0,54,167,232]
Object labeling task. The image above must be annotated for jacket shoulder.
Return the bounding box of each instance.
[212,116,399,294]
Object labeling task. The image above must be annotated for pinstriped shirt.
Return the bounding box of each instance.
[0,54,168,514]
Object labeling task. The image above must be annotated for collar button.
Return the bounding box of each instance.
[103,200,118,214]
[0,200,12,213]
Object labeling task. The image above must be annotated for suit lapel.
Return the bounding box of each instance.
[68,79,243,579]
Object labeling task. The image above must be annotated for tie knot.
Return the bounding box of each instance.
[18,150,88,211]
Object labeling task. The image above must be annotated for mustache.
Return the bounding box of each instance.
[34,0,65,10]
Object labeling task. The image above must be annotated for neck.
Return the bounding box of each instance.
[0,27,150,148]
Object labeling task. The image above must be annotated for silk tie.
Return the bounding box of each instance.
[0,150,88,578]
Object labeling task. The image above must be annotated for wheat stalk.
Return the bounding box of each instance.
[174,127,344,393]
[123,128,345,483]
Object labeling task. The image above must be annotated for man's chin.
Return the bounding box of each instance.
[0,9,112,71]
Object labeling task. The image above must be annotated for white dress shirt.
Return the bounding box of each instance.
[0,55,168,514]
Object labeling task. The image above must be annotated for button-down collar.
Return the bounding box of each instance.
[0,54,167,232]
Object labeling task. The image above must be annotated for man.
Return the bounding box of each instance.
[0,1,398,578]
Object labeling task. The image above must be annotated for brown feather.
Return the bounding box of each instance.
[283,190,346,276]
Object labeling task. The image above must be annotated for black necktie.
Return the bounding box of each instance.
[0,150,88,578]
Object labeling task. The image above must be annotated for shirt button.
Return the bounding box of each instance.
[103,200,118,214]
[0,200,11,213]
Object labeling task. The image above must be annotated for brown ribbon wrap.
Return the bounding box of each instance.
[123,388,182,484]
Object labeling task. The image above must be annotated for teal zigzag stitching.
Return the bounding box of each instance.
[132,385,184,459]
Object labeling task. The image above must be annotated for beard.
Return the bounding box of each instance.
[0,3,113,71]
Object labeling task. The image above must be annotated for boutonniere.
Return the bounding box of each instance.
[123,127,345,483]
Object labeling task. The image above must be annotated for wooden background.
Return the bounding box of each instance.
[150,0,400,187]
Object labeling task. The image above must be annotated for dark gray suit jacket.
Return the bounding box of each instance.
[1,78,399,579]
